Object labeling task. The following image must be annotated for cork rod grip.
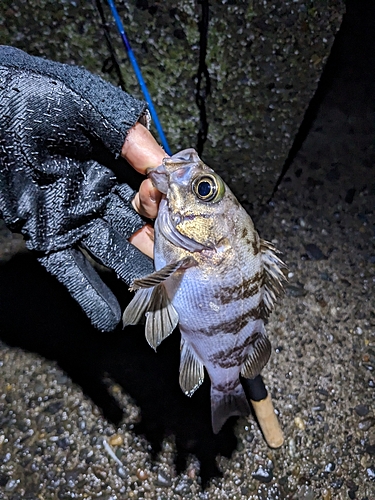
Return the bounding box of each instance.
[250,393,284,448]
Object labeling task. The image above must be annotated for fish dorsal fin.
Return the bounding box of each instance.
[179,338,205,397]
[260,239,287,317]
[130,256,195,292]
[240,332,272,379]
[145,285,179,351]
[122,287,154,327]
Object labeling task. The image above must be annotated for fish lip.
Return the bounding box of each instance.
[146,164,168,194]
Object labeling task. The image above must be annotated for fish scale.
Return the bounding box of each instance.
[123,148,286,434]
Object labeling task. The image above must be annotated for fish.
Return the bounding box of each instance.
[123,148,287,434]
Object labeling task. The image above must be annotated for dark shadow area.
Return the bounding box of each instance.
[271,0,375,198]
[0,252,238,485]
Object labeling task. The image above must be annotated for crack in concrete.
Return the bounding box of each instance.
[195,0,211,157]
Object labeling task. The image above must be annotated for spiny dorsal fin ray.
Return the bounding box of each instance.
[122,287,154,327]
[145,284,179,351]
[130,256,195,291]
[260,239,287,317]
[240,333,272,379]
[179,338,205,397]
[210,384,251,434]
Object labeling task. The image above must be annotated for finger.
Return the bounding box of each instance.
[132,178,162,219]
[121,122,169,174]
[38,248,121,332]
[82,218,154,285]
[128,224,154,259]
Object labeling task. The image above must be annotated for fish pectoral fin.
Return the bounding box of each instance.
[179,338,205,397]
[211,384,250,434]
[240,332,272,379]
[145,284,179,351]
[122,287,154,327]
[130,256,195,291]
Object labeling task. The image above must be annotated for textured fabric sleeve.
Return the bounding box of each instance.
[0,45,148,251]
[0,45,148,157]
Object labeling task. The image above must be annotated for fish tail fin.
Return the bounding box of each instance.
[210,383,250,434]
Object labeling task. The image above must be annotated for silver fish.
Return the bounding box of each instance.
[123,149,286,434]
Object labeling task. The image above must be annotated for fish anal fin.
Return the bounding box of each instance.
[122,287,154,327]
[210,384,250,434]
[145,284,179,351]
[241,333,272,379]
[179,339,205,397]
[130,256,195,291]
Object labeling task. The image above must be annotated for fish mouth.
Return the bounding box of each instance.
[147,149,202,194]
[147,164,168,194]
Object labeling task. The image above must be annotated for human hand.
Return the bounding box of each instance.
[122,121,164,259]
[0,46,165,331]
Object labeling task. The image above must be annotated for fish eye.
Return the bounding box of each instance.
[192,174,225,202]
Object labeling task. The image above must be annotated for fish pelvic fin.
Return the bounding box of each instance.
[145,284,179,351]
[211,383,251,434]
[129,256,195,291]
[179,338,205,397]
[260,239,288,317]
[122,284,179,351]
[122,287,154,327]
[240,332,272,379]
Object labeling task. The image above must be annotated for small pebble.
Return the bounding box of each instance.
[354,404,369,416]
[55,373,69,384]
[136,469,148,481]
[297,485,314,500]
[156,470,172,487]
[331,478,344,489]
[294,416,306,430]
[174,480,190,494]
[304,243,326,260]
[288,437,297,457]
[116,466,128,479]
[312,402,326,412]
[367,466,375,480]
[322,488,332,500]
[108,434,123,447]
[324,462,336,472]
[45,401,63,415]
[252,465,273,483]
[286,283,307,297]
[358,417,375,431]
[5,479,19,492]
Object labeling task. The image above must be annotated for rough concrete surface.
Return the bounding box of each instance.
[1,1,374,499]
[1,0,344,202]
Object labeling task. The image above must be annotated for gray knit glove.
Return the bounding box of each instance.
[0,46,154,331]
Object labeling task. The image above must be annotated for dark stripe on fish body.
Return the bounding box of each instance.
[214,271,263,305]
[248,237,261,255]
[207,333,259,368]
[240,226,261,255]
[195,304,263,337]
[214,378,242,392]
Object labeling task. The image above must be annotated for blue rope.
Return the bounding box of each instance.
[107,0,172,155]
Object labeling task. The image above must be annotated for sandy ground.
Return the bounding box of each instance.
[0,4,374,500]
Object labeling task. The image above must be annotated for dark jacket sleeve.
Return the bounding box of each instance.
[0,45,148,252]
